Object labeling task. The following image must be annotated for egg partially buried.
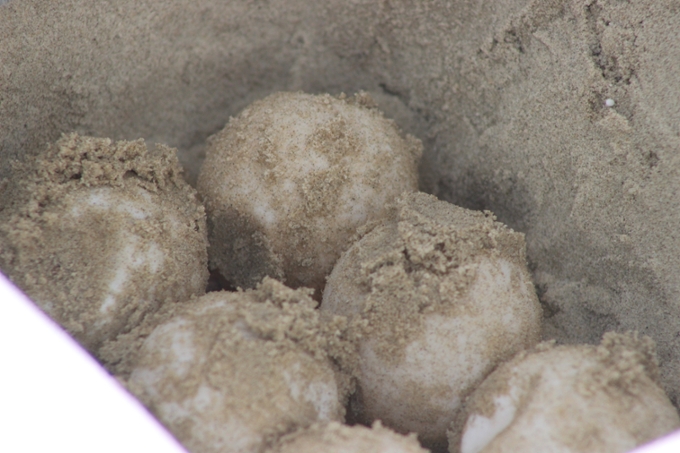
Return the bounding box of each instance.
[128,278,350,453]
[270,421,430,453]
[0,133,209,355]
[197,91,422,297]
[451,333,680,453]
[320,192,542,450]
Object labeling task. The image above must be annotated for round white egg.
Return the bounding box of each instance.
[45,184,207,351]
[128,280,347,453]
[0,134,209,354]
[271,421,429,453]
[452,333,680,453]
[197,91,422,297]
[321,192,543,450]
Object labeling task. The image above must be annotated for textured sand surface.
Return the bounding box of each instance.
[1,0,680,409]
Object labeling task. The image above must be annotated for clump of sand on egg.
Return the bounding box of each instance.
[0,133,209,354]
[127,278,352,453]
[270,421,429,453]
[321,191,543,450]
[197,91,422,297]
[450,333,680,453]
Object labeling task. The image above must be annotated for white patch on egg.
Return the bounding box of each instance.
[461,394,518,453]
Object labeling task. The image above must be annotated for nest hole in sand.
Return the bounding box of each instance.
[2,0,680,429]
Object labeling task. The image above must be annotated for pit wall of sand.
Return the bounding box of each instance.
[2,0,679,408]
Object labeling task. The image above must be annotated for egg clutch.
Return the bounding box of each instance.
[0,92,677,453]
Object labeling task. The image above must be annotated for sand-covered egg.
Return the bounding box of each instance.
[197,91,422,297]
[450,333,680,453]
[269,421,430,453]
[0,133,208,354]
[127,278,350,453]
[320,192,542,450]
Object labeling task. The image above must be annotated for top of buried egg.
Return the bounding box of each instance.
[197,91,422,298]
[271,421,430,453]
[0,133,208,354]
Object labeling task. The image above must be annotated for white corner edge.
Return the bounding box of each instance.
[629,430,680,453]
[0,272,187,453]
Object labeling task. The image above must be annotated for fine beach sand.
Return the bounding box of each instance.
[1,0,680,427]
